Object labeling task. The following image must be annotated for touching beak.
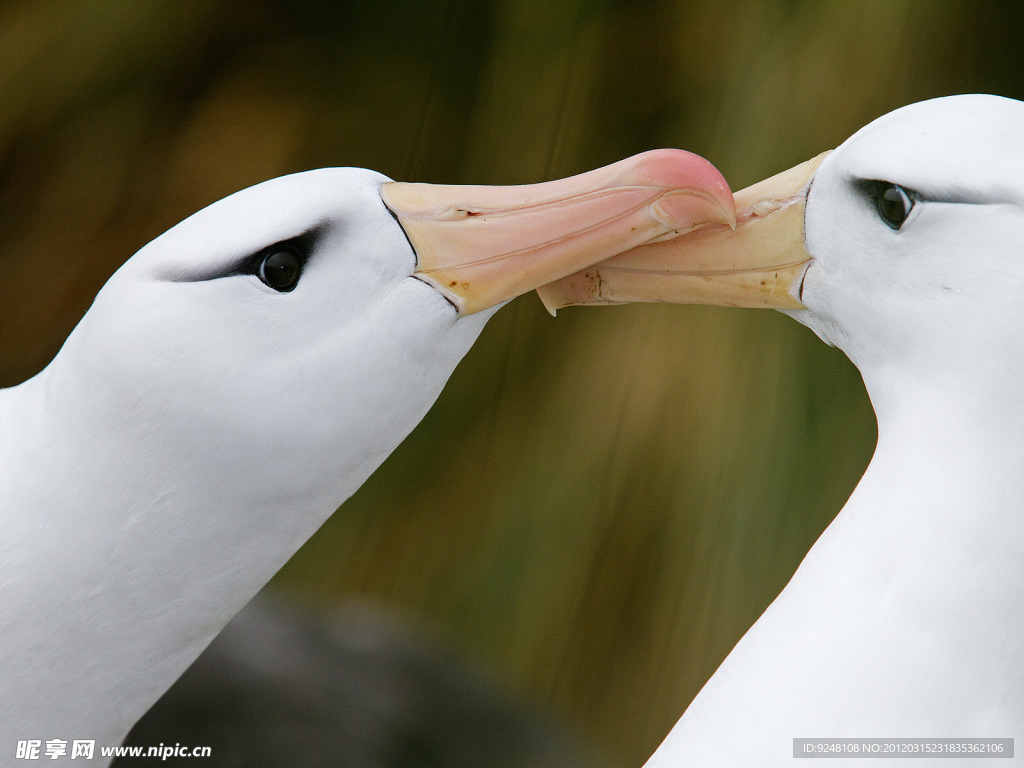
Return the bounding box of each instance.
[381,150,736,316]
[535,152,831,314]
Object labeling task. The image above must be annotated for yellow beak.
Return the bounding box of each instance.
[381,150,737,316]
[535,152,830,314]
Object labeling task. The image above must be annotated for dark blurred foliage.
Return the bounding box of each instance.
[2,1,1022,764]
[120,598,601,768]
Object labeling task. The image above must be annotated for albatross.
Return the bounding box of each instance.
[0,151,735,762]
[541,94,1024,765]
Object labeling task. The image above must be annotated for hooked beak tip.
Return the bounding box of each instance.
[720,198,738,231]
[539,292,559,317]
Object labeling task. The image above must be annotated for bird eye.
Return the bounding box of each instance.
[257,247,303,292]
[877,183,915,230]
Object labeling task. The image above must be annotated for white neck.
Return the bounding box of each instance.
[0,372,345,750]
[646,369,1024,766]
[0,309,486,762]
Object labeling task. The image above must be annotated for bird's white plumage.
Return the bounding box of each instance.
[647,95,1024,766]
[0,168,494,758]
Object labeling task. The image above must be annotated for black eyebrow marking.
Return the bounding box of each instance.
[853,177,1019,207]
[162,225,326,284]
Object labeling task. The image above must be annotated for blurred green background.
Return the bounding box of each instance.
[2,0,1022,764]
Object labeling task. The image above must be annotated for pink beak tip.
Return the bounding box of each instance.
[624,148,736,228]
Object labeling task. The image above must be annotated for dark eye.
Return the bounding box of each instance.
[257,247,303,292]
[877,183,915,230]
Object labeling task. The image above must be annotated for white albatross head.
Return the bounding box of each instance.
[795,95,1024,401]
[31,152,737,527]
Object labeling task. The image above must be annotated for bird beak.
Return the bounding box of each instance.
[380,150,736,316]
[535,151,831,314]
